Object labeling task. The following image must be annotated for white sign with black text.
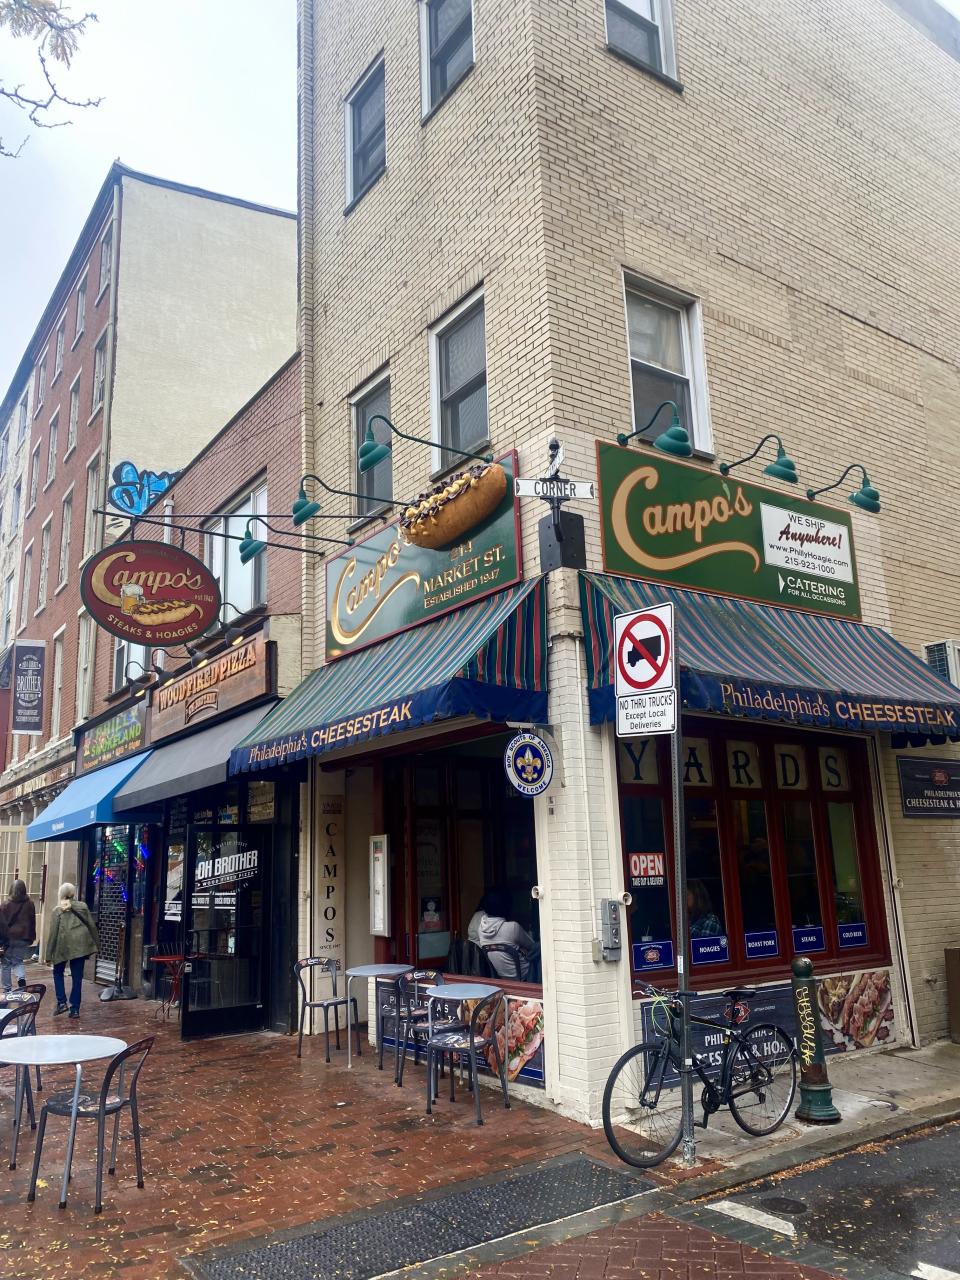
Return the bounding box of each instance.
[614,604,677,738]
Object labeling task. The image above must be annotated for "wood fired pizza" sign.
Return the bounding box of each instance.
[80,541,221,645]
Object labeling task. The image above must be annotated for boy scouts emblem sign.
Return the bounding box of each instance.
[504,731,554,798]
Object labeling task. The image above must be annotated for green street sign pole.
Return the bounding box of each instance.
[669,642,696,1166]
[791,955,842,1124]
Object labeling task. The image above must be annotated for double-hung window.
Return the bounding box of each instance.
[10,479,21,534]
[35,356,46,414]
[76,614,94,720]
[98,226,113,295]
[0,431,7,476]
[46,413,58,485]
[1,574,14,647]
[605,0,678,80]
[204,482,268,620]
[74,277,86,344]
[58,496,72,586]
[67,376,80,453]
[28,444,41,511]
[92,336,107,413]
[346,58,386,206]
[113,636,149,691]
[431,294,488,464]
[19,548,32,631]
[36,522,51,611]
[625,283,711,452]
[54,319,66,380]
[17,395,28,443]
[50,633,64,741]
[84,457,101,556]
[420,0,474,115]
[353,376,392,516]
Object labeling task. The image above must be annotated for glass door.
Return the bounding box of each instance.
[181,824,270,1038]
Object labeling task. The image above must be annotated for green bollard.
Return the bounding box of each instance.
[791,956,842,1124]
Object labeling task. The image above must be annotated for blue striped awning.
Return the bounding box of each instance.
[581,572,960,743]
[230,578,548,773]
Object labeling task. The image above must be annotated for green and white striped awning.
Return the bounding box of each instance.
[581,572,960,743]
[230,578,547,772]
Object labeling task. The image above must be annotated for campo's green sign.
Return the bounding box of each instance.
[597,443,861,620]
[325,452,521,659]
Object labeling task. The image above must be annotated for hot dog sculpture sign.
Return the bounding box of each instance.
[80,542,222,645]
[326,451,521,658]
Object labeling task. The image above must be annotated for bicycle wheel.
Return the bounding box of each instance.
[727,1023,797,1136]
[602,1040,683,1167]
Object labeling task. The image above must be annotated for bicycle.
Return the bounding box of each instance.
[602,982,798,1168]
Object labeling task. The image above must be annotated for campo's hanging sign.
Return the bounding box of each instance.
[80,542,221,645]
[597,444,861,620]
[325,452,521,659]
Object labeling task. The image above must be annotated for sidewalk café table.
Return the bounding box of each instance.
[423,982,503,1034]
[150,955,186,1020]
[1,1034,127,1207]
[344,964,412,1071]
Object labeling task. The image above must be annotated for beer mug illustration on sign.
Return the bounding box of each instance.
[120,582,144,615]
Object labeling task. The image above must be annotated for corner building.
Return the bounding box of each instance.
[244,0,960,1123]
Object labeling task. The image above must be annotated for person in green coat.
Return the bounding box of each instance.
[44,883,99,1018]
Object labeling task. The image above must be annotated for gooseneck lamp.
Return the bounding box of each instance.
[357,414,494,475]
[615,400,692,457]
[238,514,353,561]
[806,463,880,514]
[719,434,799,484]
[291,473,413,527]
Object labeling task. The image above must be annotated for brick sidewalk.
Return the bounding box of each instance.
[468,1213,837,1279]
[0,975,617,1279]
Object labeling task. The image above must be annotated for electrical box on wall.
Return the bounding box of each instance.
[600,898,622,961]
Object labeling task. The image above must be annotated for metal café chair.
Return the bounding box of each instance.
[1,1001,41,1161]
[13,983,45,1091]
[425,989,511,1126]
[394,970,466,1087]
[480,943,526,980]
[294,957,361,1063]
[28,1036,155,1214]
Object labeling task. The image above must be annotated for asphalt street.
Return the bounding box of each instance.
[695,1119,960,1280]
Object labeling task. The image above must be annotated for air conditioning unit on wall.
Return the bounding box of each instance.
[924,640,960,685]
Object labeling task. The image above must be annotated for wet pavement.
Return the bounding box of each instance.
[692,1119,960,1280]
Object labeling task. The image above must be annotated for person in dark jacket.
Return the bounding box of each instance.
[44,882,99,1018]
[0,880,37,994]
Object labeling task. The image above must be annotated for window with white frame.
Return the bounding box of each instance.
[346,58,386,206]
[353,377,392,515]
[58,495,72,586]
[98,226,113,295]
[0,430,7,476]
[75,277,86,343]
[1,574,14,647]
[113,636,149,691]
[49,632,64,741]
[28,444,41,510]
[76,613,94,720]
[19,548,32,631]
[36,522,51,610]
[431,294,488,460]
[35,355,47,413]
[54,319,66,379]
[17,395,28,442]
[92,336,106,412]
[84,457,100,556]
[46,413,58,484]
[10,479,21,534]
[204,482,268,620]
[420,0,474,114]
[67,376,80,453]
[625,283,710,451]
[605,0,677,79]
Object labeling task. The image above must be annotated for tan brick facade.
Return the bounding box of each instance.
[299,0,960,1108]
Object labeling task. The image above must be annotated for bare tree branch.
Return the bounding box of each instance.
[0,1,99,157]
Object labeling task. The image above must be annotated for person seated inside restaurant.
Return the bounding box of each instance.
[468,887,538,980]
[687,879,723,938]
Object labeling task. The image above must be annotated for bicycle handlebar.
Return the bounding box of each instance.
[632,980,700,1002]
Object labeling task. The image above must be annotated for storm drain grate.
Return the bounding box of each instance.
[187,1154,652,1279]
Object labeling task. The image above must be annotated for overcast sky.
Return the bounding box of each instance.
[0,0,297,393]
[2,1,959,394]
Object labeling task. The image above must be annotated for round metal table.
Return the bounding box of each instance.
[344,964,412,1070]
[1,1034,127,1207]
